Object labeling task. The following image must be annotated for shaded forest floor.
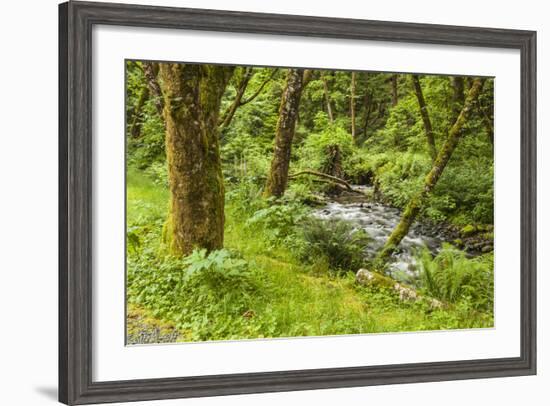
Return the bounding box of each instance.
[126,169,493,344]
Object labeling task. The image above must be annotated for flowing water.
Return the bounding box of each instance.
[313,187,451,282]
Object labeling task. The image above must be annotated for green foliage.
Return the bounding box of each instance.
[245,198,309,248]
[418,244,494,312]
[127,248,260,341]
[298,124,356,173]
[299,218,370,273]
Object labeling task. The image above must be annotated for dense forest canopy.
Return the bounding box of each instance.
[126,61,494,344]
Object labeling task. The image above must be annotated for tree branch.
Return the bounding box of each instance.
[239,69,278,106]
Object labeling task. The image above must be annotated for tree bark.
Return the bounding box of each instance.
[412,75,437,162]
[142,62,164,118]
[350,72,357,142]
[391,74,399,106]
[264,68,305,198]
[159,63,234,256]
[377,78,484,262]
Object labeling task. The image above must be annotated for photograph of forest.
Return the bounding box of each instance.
[125,61,494,345]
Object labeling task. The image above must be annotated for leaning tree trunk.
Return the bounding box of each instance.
[159,63,234,256]
[377,78,484,262]
[264,68,304,198]
[412,75,437,162]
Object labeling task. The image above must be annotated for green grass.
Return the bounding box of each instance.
[126,170,493,343]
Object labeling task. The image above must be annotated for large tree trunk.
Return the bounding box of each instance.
[412,75,437,162]
[350,72,357,142]
[377,78,484,262]
[264,68,305,198]
[159,63,234,256]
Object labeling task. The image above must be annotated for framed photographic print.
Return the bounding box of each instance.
[59,1,536,404]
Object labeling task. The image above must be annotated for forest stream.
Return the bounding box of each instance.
[314,187,473,284]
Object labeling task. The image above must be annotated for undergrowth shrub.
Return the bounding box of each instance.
[127,248,260,341]
[299,217,371,273]
[245,198,309,248]
[418,244,494,312]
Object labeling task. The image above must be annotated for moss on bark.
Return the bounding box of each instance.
[264,68,305,198]
[159,63,234,256]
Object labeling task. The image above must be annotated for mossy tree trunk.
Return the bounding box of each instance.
[264,68,305,198]
[412,75,437,162]
[377,78,484,262]
[159,63,234,256]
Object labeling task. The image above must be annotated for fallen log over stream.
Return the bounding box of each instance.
[288,169,365,194]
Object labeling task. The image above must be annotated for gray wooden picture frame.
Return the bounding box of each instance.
[59,1,537,404]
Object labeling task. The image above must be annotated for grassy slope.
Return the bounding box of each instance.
[126,169,493,343]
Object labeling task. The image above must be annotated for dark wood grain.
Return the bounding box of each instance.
[59,1,537,404]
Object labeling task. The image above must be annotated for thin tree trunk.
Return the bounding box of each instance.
[264,68,305,198]
[412,75,437,162]
[302,69,314,87]
[129,84,149,138]
[391,74,398,106]
[142,62,164,117]
[159,63,234,256]
[321,73,334,124]
[362,72,372,138]
[350,72,357,142]
[377,78,484,262]
[478,103,494,145]
[450,76,465,124]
